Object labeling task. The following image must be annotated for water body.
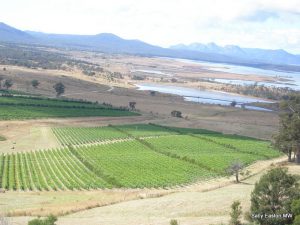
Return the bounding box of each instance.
[211,78,299,90]
[131,69,172,76]
[136,83,273,111]
[173,58,300,90]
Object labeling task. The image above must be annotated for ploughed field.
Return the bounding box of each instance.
[0,94,138,120]
[0,124,281,190]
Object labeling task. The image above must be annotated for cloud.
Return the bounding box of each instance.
[238,10,279,22]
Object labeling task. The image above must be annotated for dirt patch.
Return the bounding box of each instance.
[0,122,60,154]
[0,115,161,153]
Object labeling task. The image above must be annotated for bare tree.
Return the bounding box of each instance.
[227,161,247,183]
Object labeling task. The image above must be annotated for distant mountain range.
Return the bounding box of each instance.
[171,43,300,66]
[1,22,300,71]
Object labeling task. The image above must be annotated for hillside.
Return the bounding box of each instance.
[0,22,35,43]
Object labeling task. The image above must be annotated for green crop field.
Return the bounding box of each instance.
[0,95,139,120]
[114,124,178,137]
[193,134,280,158]
[52,127,129,146]
[0,124,281,191]
[146,135,279,173]
[52,124,177,145]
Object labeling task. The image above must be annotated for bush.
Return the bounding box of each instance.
[170,219,179,225]
[28,215,57,225]
[229,201,242,225]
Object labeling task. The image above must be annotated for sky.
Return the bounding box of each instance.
[1,0,300,54]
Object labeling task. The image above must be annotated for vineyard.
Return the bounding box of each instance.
[0,95,139,120]
[0,124,281,191]
[52,124,177,145]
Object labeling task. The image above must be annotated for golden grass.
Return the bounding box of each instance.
[2,189,170,217]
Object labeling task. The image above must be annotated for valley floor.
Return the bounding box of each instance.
[0,52,289,225]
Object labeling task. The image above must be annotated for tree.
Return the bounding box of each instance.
[3,79,13,90]
[230,101,237,107]
[129,102,136,110]
[273,118,294,162]
[0,76,4,89]
[229,201,242,225]
[227,161,245,183]
[28,215,57,225]
[150,91,156,96]
[171,110,182,118]
[31,80,40,89]
[250,167,300,225]
[53,82,65,97]
[274,94,300,164]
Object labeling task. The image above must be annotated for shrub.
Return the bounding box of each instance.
[170,219,179,225]
[229,201,242,225]
[28,215,57,225]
